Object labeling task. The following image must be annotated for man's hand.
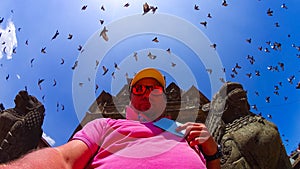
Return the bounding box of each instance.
[176,122,221,169]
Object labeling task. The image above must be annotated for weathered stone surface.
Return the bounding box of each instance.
[205,82,292,169]
[0,91,45,163]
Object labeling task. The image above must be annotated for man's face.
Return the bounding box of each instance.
[130,78,164,112]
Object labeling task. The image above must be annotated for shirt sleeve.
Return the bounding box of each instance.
[71,118,107,154]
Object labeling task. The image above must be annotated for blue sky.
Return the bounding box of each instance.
[0,0,299,154]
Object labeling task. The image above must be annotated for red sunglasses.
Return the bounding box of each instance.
[131,85,164,95]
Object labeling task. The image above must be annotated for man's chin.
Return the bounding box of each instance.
[138,105,151,112]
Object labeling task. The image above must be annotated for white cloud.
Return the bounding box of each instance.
[0,19,18,60]
[42,132,56,146]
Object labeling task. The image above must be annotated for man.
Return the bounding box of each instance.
[0,68,221,169]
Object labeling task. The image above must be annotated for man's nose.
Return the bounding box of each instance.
[142,88,152,97]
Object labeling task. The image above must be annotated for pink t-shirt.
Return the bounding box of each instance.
[72,118,207,169]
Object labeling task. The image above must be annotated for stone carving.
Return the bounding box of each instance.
[0,91,45,163]
[204,82,292,169]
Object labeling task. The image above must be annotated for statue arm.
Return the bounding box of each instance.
[0,140,93,169]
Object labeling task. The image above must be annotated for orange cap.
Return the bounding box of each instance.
[130,68,165,87]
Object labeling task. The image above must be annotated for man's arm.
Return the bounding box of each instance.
[0,140,93,169]
[176,122,221,169]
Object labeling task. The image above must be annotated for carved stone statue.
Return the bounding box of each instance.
[0,90,45,163]
[204,82,292,169]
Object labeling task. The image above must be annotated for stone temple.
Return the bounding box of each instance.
[0,82,296,168]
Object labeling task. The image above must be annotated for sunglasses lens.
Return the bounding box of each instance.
[132,85,163,95]
[151,86,163,95]
[132,85,146,95]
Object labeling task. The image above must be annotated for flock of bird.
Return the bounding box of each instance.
[0,1,299,151]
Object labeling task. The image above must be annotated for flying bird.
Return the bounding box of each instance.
[287,75,295,84]
[281,3,288,9]
[278,62,284,71]
[2,47,6,54]
[56,102,60,112]
[267,114,272,119]
[100,5,105,11]
[67,34,73,40]
[60,58,65,65]
[112,72,115,79]
[255,70,260,76]
[200,21,207,28]
[171,62,176,67]
[25,40,29,45]
[267,8,273,16]
[99,19,104,25]
[235,63,241,69]
[142,2,157,15]
[232,67,238,75]
[41,47,46,54]
[71,61,78,70]
[124,3,130,7]
[251,104,258,111]
[206,69,212,74]
[166,48,171,54]
[114,62,120,70]
[38,78,45,90]
[150,6,158,14]
[42,95,45,103]
[152,37,159,43]
[5,74,9,80]
[222,0,228,6]
[194,5,199,10]
[51,30,59,40]
[102,66,109,75]
[246,73,252,78]
[100,26,109,41]
[148,52,157,60]
[30,58,35,67]
[265,96,270,103]
[133,52,138,61]
[246,55,255,64]
[210,43,216,49]
[78,45,83,51]
[53,79,57,86]
[219,78,225,83]
[95,60,99,69]
[207,13,212,18]
[246,38,252,43]
[95,84,99,93]
[81,5,87,10]
[296,82,300,89]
